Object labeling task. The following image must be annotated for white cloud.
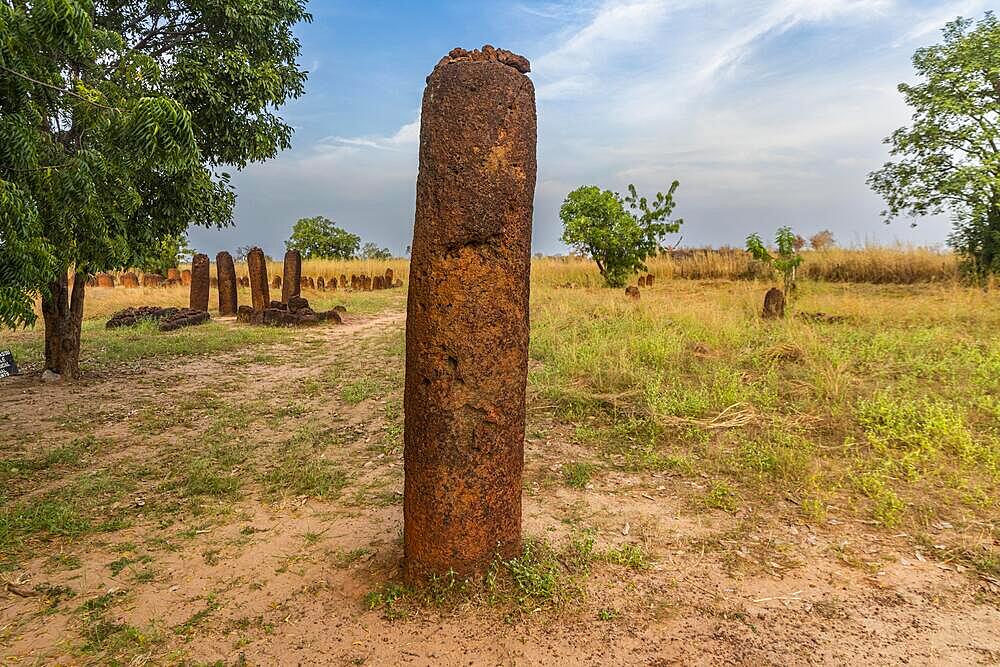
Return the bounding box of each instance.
[318,117,420,152]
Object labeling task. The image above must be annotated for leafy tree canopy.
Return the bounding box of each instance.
[560,182,682,287]
[286,216,360,260]
[746,227,803,294]
[359,242,392,260]
[0,0,310,375]
[868,12,1000,282]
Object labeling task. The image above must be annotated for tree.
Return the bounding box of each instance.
[809,230,836,251]
[137,234,192,276]
[0,0,310,378]
[868,13,1000,283]
[560,182,683,287]
[359,242,392,260]
[285,216,360,259]
[746,227,803,295]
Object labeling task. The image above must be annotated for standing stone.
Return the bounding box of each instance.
[317,277,326,290]
[121,272,139,288]
[247,247,270,311]
[143,274,164,287]
[181,269,192,286]
[762,287,785,319]
[96,273,115,288]
[646,274,655,287]
[385,268,394,285]
[404,46,536,581]
[190,253,210,311]
[625,286,640,300]
[637,275,646,288]
[271,275,282,289]
[167,268,181,282]
[340,274,348,288]
[216,251,238,316]
[281,249,302,303]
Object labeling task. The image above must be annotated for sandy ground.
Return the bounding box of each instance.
[1,308,998,666]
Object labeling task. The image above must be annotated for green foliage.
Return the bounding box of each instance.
[868,13,1000,283]
[746,227,804,293]
[560,182,682,287]
[286,216,360,259]
[136,234,191,276]
[359,242,392,260]
[0,0,310,363]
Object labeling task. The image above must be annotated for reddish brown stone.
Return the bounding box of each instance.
[271,275,282,289]
[317,276,326,290]
[393,278,403,288]
[181,269,192,286]
[121,272,139,288]
[96,273,115,288]
[762,287,785,319]
[216,251,238,316]
[385,268,394,285]
[646,274,655,287]
[625,286,640,300]
[167,268,181,282]
[404,46,536,581]
[142,273,165,288]
[340,274,348,288]
[247,247,270,311]
[159,307,210,331]
[281,249,302,302]
[637,275,646,287]
[350,274,358,290]
[373,275,383,290]
[190,253,210,311]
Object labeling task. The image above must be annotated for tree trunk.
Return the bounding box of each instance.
[41,271,86,379]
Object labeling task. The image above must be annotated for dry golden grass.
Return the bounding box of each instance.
[531,247,960,287]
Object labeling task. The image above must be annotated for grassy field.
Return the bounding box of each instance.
[1,259,998,664]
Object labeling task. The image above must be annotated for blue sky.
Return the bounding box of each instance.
[188,0,994,258]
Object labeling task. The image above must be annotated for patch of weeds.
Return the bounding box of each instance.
[180,458,240,499]
[800,497,827,523]
[705,482,739,512]
[48,552,83,570]
[597,607,618,621]
[108,554,152,577]
[261,449,346,499]
[365,582,410,620]
[37,583,76,611]
[502,541,560,604]
[562,461,595,489]
[341,377,381,405]
[202,549,221,566]
[602,543,650,571]
[853,471,904,526]
[174,595,221,637]
[332,547,372,568]
[78,590,158,660]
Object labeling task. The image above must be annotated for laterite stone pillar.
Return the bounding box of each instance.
[281,249,301,303]
[216,251,238,316]
[247,247,270,312]
[403,46,536,581]
[190,254,210,311]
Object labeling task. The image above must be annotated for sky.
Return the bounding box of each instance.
[187,0,994,258]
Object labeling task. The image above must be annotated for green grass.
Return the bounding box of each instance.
[529,281,1000,529]
[7,319,293,372]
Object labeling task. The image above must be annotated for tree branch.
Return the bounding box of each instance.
[0,65,117,111]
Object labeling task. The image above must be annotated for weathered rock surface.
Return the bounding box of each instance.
[404,46,536,581]
[159,308,210,332]
[216,251,238,316]
[189,253,210,311]
[106,306,177,329]
[762,287,786,319]
[282,249,302,302]
[625,286,640,300]
[247,247,270,311]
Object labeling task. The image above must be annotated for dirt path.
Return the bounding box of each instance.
[1,308,998,666]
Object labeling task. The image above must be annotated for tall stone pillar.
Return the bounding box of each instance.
[189,253,210,311]
[281,249,301,303]
[247,247,270,311]
[216,251,238,316]
[403,46,536,581]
